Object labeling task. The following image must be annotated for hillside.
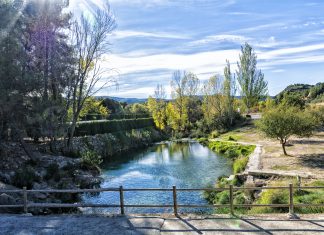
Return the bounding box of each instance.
[96,96,148,104]
[276,82,324,103]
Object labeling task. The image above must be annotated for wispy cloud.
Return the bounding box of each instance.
[112,30,190,40]
[260,43,324,58]
[189,34,251,46]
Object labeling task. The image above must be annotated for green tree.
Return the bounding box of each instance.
[77,97,109,121]
[236,43,268,113]
[223,60,236,125]
[148,84,167,130]
[202,75,224,123]
[280,93,306,109]
[125,103,149,115]
[257,107,316,155]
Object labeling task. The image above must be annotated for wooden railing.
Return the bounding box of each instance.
[0,184,323,216]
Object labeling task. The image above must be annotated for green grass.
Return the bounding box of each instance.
[208,141,256,159]
[250,179,324,214]
[233,156,249,174]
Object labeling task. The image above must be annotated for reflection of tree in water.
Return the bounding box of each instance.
[167,142,192,159]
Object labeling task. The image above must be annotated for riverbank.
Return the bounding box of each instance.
[0,127,166,214]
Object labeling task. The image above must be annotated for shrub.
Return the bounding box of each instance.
[210,130,220,138]
[227,136,236,141]
[12,166,40,189]
[44,163,60,181]
[81,151,103,168]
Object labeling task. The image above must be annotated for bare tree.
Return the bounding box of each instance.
[202,75,224,120]
[154,84,166,101]
[66,1,116,146]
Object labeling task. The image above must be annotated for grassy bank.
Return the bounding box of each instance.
[198,139,255,174]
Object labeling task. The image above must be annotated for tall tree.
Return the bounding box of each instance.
[170,71,189,132]
[170,71,200,132]
[148,84,167,130]
[223,60,236,125]
[236,43,267,113]
[24,0,73,141]
[202,75,224,123]
[66,1,116,146]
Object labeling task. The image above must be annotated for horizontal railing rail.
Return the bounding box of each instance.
[0,184,323,216]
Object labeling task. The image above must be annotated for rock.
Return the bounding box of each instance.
[254,180,266,187]
[0,193,21,213]
[227,175,235,181]
[0,172,11,184]
[74,172,102,188]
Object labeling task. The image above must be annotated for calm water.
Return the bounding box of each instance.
[82,141,232,214]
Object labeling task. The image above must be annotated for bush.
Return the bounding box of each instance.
[44,163,60,181]
[209,130,220,138]
[81,151,103,168]
[227,136,236,141]
[12,166,40,189]
[74,118,154,136]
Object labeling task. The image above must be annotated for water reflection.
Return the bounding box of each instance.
[83,141,232,214]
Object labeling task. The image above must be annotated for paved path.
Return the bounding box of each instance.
[0,214,323,235]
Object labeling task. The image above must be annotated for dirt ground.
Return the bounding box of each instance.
[220,123,324,179]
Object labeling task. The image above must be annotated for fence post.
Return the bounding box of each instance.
[119,186,125,215]
[229,184,234,215]
[23,186,28,214]
[172,186,178,216]
[288,183,299,219]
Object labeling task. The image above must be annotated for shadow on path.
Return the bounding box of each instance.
[0,214,323,234]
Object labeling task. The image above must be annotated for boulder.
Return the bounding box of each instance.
[0,193,21,213]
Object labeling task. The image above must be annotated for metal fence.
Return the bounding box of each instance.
[0,184,323,216]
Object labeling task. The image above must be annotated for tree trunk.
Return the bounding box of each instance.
[281,142,288,156]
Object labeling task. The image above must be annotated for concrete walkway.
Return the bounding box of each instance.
[0,214,323,235]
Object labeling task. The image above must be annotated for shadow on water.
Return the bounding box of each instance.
[83,141,233,214]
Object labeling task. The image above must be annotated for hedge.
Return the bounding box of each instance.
[74,118,155,136]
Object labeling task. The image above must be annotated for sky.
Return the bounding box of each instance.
[72,0,324,98]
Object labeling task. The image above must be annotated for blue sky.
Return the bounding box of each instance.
[73,0,324,98]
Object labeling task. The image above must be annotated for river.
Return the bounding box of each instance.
[82,140,232,214]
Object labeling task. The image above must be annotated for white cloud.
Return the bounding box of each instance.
[260,43,324,59]
[104,49,240,78]
[112,30,189,40]
[109,0,170,7]
[189,34,250,46]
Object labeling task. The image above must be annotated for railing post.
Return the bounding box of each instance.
[119,186,125,215]
[23,186,28,214]
[229,184,234,215]
[288,183,299,219]
[172,186,178,216]
[289,183,294,214]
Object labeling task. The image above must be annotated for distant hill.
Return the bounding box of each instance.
[96,96,148,104]
[276,83,324,103]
